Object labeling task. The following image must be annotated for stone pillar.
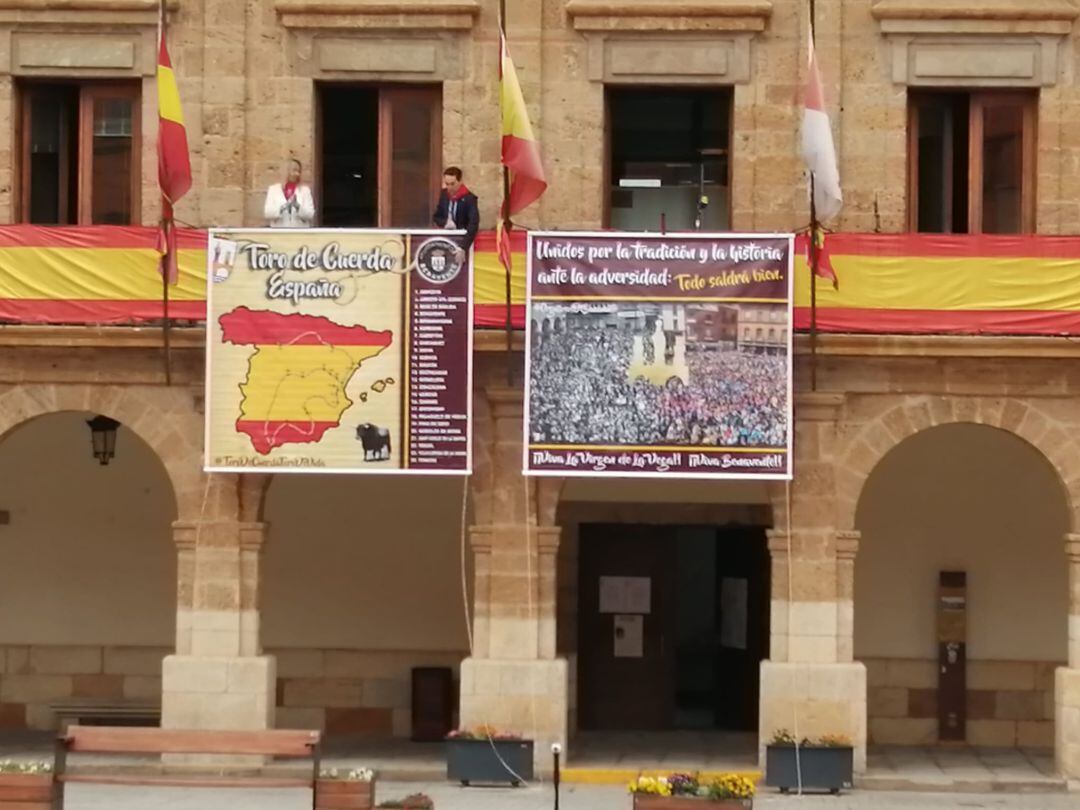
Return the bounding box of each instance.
[1055,533,1080,778]
[835,531,861,664]
[162,476,275,732]
[460,388,568,772]
[759,394,866,773]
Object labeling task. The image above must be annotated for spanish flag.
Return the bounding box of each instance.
[156,19,192,284]
[499,31,547,217]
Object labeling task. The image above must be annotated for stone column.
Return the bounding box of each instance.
[835,531,861,664]
[1055,533,1080,778]
[460,387,568,772]
[759,394,867,772]
[162,476,275,732]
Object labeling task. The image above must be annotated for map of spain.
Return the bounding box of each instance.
[219,307,394,454]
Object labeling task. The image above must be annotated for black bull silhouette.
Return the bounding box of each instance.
[356,423,391,461]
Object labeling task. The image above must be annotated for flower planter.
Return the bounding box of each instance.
[445,738,534,786]
[764,745,853,794]
[315,778,375,809]
[0,773,54,809]
[632,796,752,810]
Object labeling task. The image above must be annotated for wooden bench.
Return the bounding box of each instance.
[54,726,322,809]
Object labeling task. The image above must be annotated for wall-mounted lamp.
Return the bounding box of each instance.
[85,415,120,466]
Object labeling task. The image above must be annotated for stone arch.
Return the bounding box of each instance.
[0,383,201,519]
[836,395,1078,532]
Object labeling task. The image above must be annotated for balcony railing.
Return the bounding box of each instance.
[1,226,1079,336]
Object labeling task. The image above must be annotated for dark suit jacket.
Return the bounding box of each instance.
[433,189,480,252]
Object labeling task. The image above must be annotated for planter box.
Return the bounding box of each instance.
[632,796,752,810]
[764,745,853,794]
[0,773,53,809]
[315,778,375,809]
[445,738,534,786]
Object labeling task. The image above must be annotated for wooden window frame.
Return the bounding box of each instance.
[376,86,442,229]
[79,83,142,226]
[907,90,1037,234]
[18,81,141,225]
[602,86,734,230]
[315,82,442,228]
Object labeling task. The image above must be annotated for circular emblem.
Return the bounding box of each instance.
[415,237,464,285]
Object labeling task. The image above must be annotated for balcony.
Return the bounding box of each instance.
[0,226,1078,337]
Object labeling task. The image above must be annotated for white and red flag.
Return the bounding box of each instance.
[800,28,842,223]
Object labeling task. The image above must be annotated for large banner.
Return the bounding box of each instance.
[524,231,793,479]
[205,229,472,474]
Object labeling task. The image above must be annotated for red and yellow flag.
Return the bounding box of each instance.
[499,31,547,218]
[156,23,192,284]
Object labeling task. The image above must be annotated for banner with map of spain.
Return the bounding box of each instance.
[205,229,473,474]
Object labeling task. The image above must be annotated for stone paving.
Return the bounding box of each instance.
[61,781,1080,810]
[861,746,1060,792]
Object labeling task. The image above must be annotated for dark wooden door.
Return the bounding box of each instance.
[578,523,675,730]
[714,526,769,730]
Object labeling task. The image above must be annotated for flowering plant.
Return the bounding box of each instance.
[0,760,52,775]
[445,725,522,741]
[628,772,755,800]
[668,773,698,796]
[628,775,671,796]
[318,767,374,781]
[707,774,755,799]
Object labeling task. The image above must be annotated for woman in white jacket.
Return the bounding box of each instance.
[264,159,316,227]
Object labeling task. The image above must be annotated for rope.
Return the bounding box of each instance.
[455,473,535,788]
[460,475,474,654]
[785,479,804,796]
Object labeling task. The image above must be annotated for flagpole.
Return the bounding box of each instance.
[159,0,173,387]
[809,178,818,392]
[500,0,514,386]
[808,0,818,392]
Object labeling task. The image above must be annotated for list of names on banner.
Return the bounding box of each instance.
[407,266,471,470]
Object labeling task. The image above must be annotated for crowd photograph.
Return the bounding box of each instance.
[528,303,789,449]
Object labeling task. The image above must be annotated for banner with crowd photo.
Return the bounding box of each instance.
[205,229,472,474]
[523,231,794,479]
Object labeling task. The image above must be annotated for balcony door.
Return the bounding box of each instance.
[318,84,442,228]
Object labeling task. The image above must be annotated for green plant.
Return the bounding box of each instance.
[817,734,852,748]
[445,725,521,741]
[377,793,433,809]
[767,729,853,748]
[768,729,797,746]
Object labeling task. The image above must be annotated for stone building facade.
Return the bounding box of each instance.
[0,0,1079,781]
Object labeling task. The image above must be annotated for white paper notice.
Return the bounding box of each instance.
[599,576,652,614]
[720,577,748,650]
[613,614,644,658]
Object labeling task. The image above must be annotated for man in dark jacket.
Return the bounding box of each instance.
[433,166,479,258]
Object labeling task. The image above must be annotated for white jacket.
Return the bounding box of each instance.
[264,183,315,228]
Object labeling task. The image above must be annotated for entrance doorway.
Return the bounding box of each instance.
[577,523,769,731]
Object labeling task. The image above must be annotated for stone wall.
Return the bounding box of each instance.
[0,1,1073,234]
[273,648,465,736]
[866,658,1060,748]
[0,644,167,730]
